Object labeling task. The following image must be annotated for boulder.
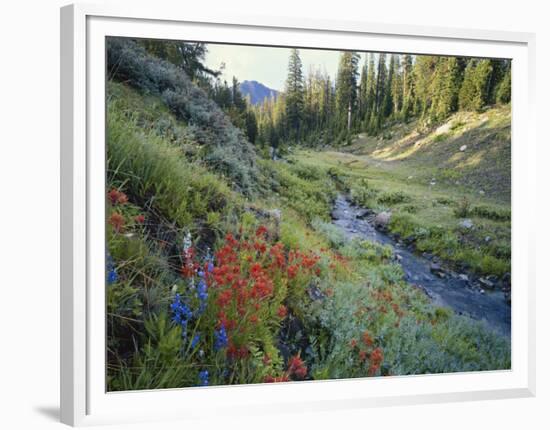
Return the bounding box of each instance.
[374,211,392,228]
[459,218,474,229]
[479,277,495,289]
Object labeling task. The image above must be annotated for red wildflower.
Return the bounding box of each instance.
[256,225,268,238]
[287,265,299,279]
[264,374,290,383]
[108,189,128,205]
[287,354,308,380]
[134,214,145,224]
[108,212,125,232]
[277,305,288,319]
[362,331,374,347]
[359,350,367,362]
[368,347,384,376]
[350,338,358,348]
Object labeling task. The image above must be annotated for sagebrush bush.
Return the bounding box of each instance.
[107,38,259,194]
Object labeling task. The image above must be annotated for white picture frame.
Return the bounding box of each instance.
[60,3,536,426]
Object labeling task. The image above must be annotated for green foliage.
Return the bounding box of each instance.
[377,191,412,206]
[107,38,259,194]
[285,49,306,138]
[107,101,239,235]
[459,59,493,112]
[454,196,472,218]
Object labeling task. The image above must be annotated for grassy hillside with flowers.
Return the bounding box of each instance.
[105,38,510,391]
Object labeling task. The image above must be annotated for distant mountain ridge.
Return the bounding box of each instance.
[239,80,278,105]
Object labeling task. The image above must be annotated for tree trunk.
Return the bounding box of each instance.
[347,100,352,131]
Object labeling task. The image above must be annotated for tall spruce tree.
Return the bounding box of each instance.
[459,59,493,112]
[382,54,397,118]
[430,57,462,122]
[365,53,377,129]
[390,54,403,116]
[335,51,361,131]
[284,49,305,139]
[401,54,414,120]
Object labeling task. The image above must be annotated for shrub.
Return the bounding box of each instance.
[350,179,379,207]
[454,196,472,218]
[471,205,511,221]
[377,191,412,206]
[107,38,259,194]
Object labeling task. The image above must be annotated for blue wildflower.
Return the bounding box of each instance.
[106,255,118,284]
[205,249,214,273]
[191,333,201,349]
[214,324,228,350]
[171,294,193,338]
[107,267,118,284]
[198,370,209,386]
[196,274,208,315]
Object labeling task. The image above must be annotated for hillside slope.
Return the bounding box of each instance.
[346,106,511,203]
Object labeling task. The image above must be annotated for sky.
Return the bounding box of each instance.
[204,43,350,91]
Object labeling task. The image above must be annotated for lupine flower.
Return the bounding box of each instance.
[107,267,118,284]
[196,272,208,315]
[198,370,209,386]
[214,324,228,350]
[191,333,201,349]
[171,294,193,338]
[106,255,118,284]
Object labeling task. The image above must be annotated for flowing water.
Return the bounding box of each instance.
[331,194,511,337]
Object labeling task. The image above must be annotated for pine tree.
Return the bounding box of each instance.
[365,53,377,128]
[459,59,493,112]
[401,54,414,121]
[496,66,511,104]
[285,49,305,139]
[382,54,397,118]
[430,57,461,122]
[359,58,369,120]
[390,54,403,117]
[335,51,361,131]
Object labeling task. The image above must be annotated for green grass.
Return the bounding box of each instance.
[292,105,511,277]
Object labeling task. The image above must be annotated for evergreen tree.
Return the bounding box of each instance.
[382,54,397,118]
[365,53,377,128]
[285,49,305,139]
[496,67,511,104]
[335,52,361,131]
[430,57,462,122]
[459,59,493,112]
[401,54,414,120]
[359,58,369,119]
[390,54,403,116]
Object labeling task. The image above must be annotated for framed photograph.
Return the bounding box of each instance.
[60,3,536,426]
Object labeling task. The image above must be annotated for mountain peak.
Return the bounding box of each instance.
[239,80,278,105]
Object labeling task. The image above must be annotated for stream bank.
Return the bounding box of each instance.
[331,194,511,337]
